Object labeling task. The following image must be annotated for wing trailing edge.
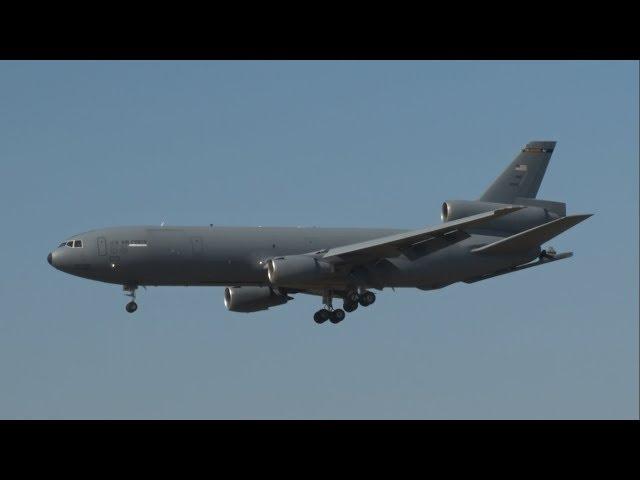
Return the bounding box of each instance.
[321,206,523,263]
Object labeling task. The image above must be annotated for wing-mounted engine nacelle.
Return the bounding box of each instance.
[441,199,559,233]
[267,255,334,288]
[224,286,290,313]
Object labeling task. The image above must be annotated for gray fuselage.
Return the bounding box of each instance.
[48,225,539,291]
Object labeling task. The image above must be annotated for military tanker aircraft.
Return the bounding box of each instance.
[48,141,591,324]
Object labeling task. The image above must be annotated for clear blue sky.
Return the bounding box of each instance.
[0,61,637,419]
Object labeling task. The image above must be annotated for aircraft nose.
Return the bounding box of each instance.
[47,252,53,265]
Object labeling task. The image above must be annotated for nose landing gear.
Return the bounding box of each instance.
[124,285,138,313]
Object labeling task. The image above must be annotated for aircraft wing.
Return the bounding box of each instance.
[319,206,522,264]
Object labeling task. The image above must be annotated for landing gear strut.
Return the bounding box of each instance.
[124,285,138,313]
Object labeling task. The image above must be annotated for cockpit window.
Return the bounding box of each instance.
[60,239,83,248]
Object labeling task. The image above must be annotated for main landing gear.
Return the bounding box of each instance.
[313,291,345,324]
[358,291,376,307]
[342,289,375,312]
[313,289,376,324]
[313,308,345,324]
[124,285,138,313]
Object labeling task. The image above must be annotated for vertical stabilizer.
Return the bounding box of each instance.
[480,141,556,203]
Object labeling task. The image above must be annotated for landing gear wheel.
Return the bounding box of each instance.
[330,309,346,324]
[343,301,358,313]
[125,301,138,313]
[345,290,359,303]
[314,309,330,324]
[359,291,376,307]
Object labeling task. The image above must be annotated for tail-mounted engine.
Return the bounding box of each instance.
[441,199,561,233]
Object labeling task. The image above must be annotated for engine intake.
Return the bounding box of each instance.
[441,200,505,222]
[224,286,290,313]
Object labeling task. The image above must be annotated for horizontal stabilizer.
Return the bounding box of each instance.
[471,214,592,255]
[463,251,573,284]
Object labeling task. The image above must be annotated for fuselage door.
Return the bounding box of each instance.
[97,237,107,256]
